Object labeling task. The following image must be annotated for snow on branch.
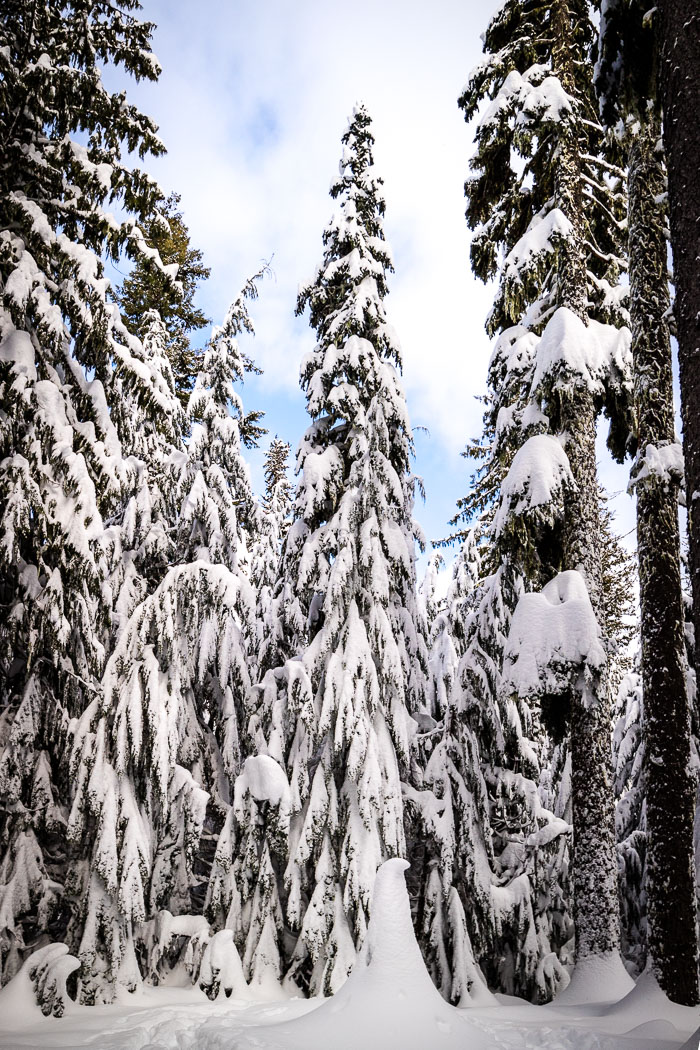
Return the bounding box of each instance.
[503,570,605,704]
[530,306,631,399]
[630,441,684,492]
[502,208,573,286]
[494,434,573,538]
[478,66,573,133]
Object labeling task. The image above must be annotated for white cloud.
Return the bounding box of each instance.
[119,0,639,555]
[129,0,501,450]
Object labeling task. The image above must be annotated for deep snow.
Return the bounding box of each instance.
[0,860,697,1050]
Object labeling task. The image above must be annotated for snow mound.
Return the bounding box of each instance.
[553,951,633,1006]
[248,859,498,1049]
[604,968,700,1028]
[0,944,79,1026]
[680,1026,700,1050]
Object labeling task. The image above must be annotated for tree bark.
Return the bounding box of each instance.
[657,1,700,695]
[551,0,621,964]
[630,118,699,1007]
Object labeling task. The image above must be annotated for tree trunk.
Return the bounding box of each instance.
[657,2,700,694]
[551,0,621,964]
[630,117,699,1006]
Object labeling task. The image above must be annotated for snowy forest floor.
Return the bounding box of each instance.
[1,865,698,1050]
[1,977,699,1050]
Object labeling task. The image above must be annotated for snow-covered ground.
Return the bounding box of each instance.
[1,861,698,1050]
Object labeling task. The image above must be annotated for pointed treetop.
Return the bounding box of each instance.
[189,264,270,452]
[297,106,398,365]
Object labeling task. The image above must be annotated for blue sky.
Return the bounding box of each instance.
[118,0,636,575]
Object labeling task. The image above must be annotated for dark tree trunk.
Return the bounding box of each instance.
[630,117,699,1007]
[551,0,621,964]
[658,2,700,697]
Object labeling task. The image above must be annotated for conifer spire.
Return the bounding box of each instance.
[241,106,428,996]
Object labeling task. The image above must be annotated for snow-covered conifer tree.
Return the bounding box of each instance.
[177,268,268,573]
[105,308,185,627]
[406,540,497,1004]
[0,0,175,986]
[252,437,292,677]
[248,106,429,996]
[612,669,645,973]
[460,0,634,988]
[67,277,265,1002]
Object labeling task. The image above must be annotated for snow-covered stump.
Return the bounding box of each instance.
[250,859,497,1050]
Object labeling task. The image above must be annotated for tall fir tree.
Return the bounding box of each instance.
[0,0,174,988]
[459,0,634,991]
[596,0,699,1005]
[67,275,265,1002]
[655,1,700,740]
[242,106,429,996]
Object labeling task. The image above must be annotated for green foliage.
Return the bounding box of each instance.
[459,0,627,335]
[595,0,660,126]
[116,192,211,407]
[0,0,169,991]
[599,490,637,694]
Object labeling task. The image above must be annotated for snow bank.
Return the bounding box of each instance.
[603,968,700,1029]
[553,950,633,1006]
[248,859,498,1049]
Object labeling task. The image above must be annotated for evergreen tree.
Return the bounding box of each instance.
[612,668,645,974]
[247,106,429,996]
[177,267,268,572]
[0,0,170,987]
[406,540,497,1004]
[67,276,264,1002]
[598,491,636,700]
[597,0,699,1005]
[116,192,211,406]
[252,437,293,677]
[460,0,633,989]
